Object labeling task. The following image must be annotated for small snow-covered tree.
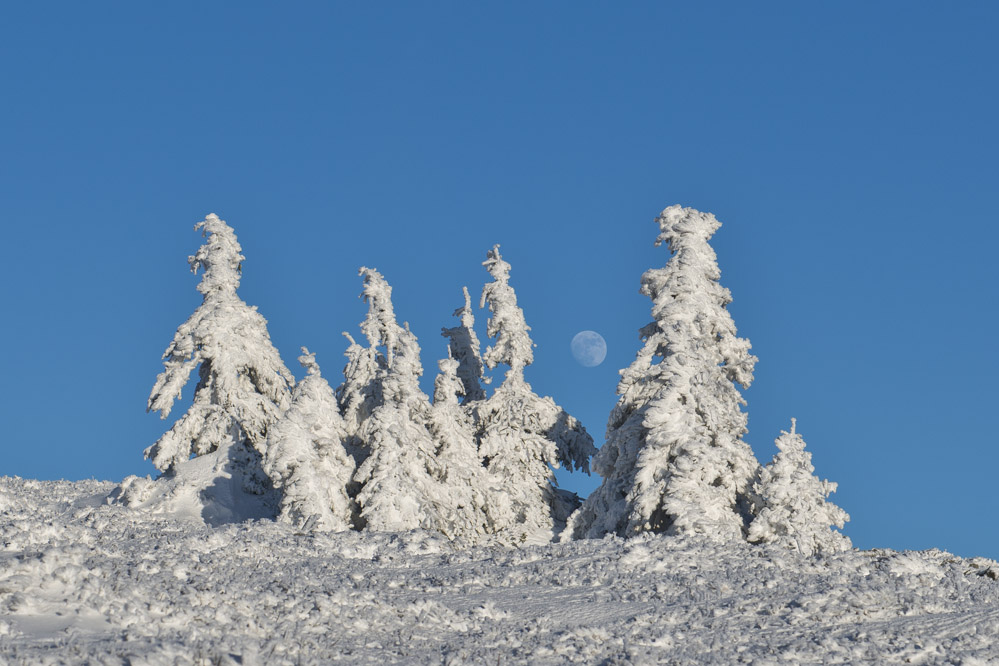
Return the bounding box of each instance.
[263,348,356,532]
[748,419,851,556]
[145,214,294,484]
[476,245,596,543]
[480,246,534,383]
[441,287,487,403]
[428,355,496,541]
[567,205,759,541]
[336,331,381,452]
[349,268,446,532]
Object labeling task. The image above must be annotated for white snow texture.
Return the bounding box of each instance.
[3,478,999,665]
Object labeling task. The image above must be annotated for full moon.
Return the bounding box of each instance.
[571,330,607,367]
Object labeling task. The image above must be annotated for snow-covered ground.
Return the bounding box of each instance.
[2,478,998,665]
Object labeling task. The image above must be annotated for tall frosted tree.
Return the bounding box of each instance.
[263,348,356,532]
[476,245,596,543]
[441,287,487,403]
[350,268,446,532]
[748,420,851,556]
[567,205,759,541]
[145,214,294,488]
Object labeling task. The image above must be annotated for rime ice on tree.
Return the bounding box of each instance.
[475,245,596,543]
[336,331,382,455]
[263,348,356,532]
[480,246,534,383]
[428,355,496,541]
[349,268,446,532]
[567,205,759,541]
[748,419,851,556]
[441,287,488,403]
[144,214,294,482]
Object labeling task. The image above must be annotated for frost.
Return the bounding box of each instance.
[569,205,760,541]
[144,214,294,473]
[336,331,381,449]
[113,204,853,560]
[480,245,534,383]
[476,245,596,543]
[441,286,488,403]
[125,215,295,522]
[428,356,496,541]
[349,268,445,533]
[748,419,852,556]
[263,348,356,532]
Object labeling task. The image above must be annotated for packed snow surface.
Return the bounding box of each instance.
[3,478,999,665]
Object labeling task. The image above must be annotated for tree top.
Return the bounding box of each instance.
[654,205,722,253]
[190,213,245,298]
[299,347,321,377]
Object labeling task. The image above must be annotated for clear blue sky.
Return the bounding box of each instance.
[2,3,996,559]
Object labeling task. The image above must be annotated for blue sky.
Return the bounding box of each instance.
[1,3,996,558]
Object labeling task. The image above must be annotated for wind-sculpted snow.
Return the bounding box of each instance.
[3,478,999,665]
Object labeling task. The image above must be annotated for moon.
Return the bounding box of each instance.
[571,330,607,367]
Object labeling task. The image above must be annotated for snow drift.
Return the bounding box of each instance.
[3,477,999,664]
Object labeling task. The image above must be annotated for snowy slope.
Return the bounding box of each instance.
[2,478,998,665]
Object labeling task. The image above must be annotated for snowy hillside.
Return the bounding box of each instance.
[3,477,999,665]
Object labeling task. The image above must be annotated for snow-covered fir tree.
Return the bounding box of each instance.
[428,355,496,541]
[748,419,851,556]
[480,246,534,383]
[475,245,596,543]
[336,331,382,454]
[262,348,356,532]
[441,287,487,403]
[567,205,759,541]
[349,268,447,532]
[144,215,294,487]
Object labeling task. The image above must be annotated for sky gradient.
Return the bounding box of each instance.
[1,3,997,559]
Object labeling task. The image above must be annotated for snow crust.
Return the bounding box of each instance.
[4,478,999,665]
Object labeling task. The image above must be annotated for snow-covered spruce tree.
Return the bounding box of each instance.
[262,348,356,532]
[441,286,488,403]
[144,215,294,489]
[480,246,534,381]
[566,205,759,541]
[428,355,496,541]
[748,419,851,556]
[476,245,596,543]
[336,331,382,453]
[349,268,447,532]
